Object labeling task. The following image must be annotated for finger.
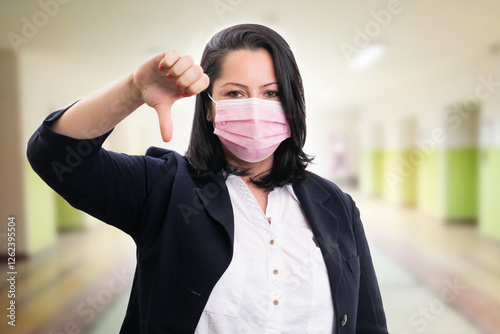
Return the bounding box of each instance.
[154,103,174,142]
[175,65,204,90]
[158,50,181,70]
[184,73,210,96]
[167,55,194,78]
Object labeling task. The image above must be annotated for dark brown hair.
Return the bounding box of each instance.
[184,23,312,189]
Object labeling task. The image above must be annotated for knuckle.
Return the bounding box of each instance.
[192,65,203,76]
[169,49,180,58]
[169,67,181,76]
[202,73,210,86]
[176,77,189,87]
[165,49,180,66]
[187,65,200,76]
[178,70,195,87]
[185,82,200,95]
[182,54,194,65]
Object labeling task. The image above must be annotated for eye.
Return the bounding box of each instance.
[227,91,243,98]
[265,91,280,98]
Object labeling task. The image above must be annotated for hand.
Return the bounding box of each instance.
[132,50,209,142]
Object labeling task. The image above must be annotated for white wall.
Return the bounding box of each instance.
[0,51,27,254]
[19,50,195,156]
[354,47,500,154]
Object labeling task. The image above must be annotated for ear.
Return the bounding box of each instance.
[204,99,214,122]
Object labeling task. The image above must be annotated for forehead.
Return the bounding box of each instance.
[218,48,277,82]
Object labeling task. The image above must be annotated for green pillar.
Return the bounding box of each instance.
[444,148,478,220]
[359,122,384,196]
[24,161,58,254]
[381,117,418,206]
[441,102,479,222]
[479,143,500,240]
[55,193,85,230]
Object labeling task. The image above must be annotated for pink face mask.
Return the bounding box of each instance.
[208,95,291,163]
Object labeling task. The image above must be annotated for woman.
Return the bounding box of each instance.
[27,24,388,333]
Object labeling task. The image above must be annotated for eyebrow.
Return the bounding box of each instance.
[221,82,279,89]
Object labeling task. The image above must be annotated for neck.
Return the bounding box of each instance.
[226,152,273,213]
[223,148,273,184]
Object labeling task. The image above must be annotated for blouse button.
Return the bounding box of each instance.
[273,299,279,305]
[269,239,275,245]
[273,269,279,275]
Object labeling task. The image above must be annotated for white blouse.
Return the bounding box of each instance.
[194,174,334,334]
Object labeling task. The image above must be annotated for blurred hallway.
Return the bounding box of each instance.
[0,224,136,334]
[1,1,500,333]
[1,187,499,333]
[354,188,500,334]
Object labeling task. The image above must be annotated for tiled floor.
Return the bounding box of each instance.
[0,224,136,334]
[351,188,500,334]
[372,244,483,334]
[1,188,498,334]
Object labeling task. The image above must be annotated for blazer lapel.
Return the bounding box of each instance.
[193,172,235,246]
[191,171,343,295]
[293,177,342,295]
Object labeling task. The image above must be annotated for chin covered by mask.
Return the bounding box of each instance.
[208,95,291,163]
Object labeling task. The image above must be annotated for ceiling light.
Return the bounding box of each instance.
[349,43,387,71]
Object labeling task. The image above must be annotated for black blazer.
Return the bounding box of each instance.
[27,108,388,334]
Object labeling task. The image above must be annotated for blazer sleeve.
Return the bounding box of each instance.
[26,106,176,240]
[346,193,389,333]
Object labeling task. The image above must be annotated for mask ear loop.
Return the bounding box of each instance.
[207,93,218,105]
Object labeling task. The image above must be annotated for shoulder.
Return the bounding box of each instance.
[303,172,354,206]
[143,146,188,169]
[141,146,193,183]
[145,146,183,160]
[292,171,357,223]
